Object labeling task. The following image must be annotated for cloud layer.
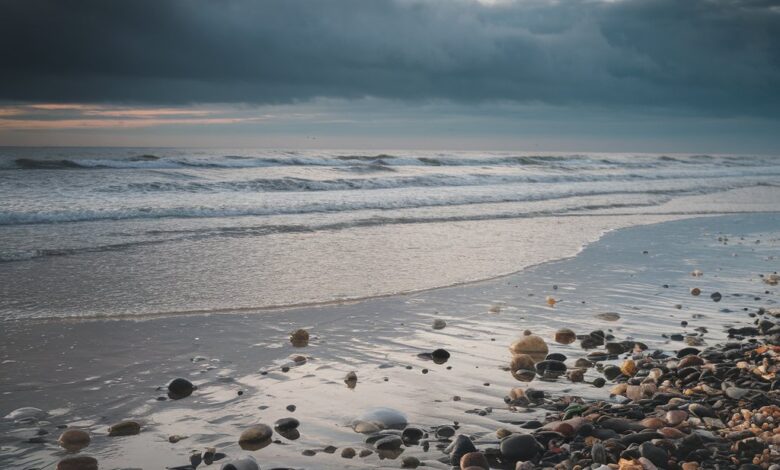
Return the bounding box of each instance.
[1,0,778,118]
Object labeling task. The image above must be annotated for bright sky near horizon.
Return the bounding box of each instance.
[1,0,779,152]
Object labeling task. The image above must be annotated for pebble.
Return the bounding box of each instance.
[290,329,309,346]
[401,456,420,468]
[341,447,356,458]
[509,334,549,361]
[58,429,90,451]
[344,371,357,388]
[432,319,447,329]
[595,312,621,321]
[168,378,195,399]
[274,417,299,432]
[238,424,273,450]
[690,287,701,296]
[460,451,490,469]
[108,421,141,437]
[219,456,258,470]
[500,434,543,462]
[554,328,577,344]
[56,456,98,470]
[448,435,477,465]
[711,291,722,302]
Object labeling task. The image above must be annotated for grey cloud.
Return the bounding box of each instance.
[0,0,778,117]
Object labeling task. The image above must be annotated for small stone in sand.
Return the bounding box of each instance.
[546,296,557,306]
[168,434,187,443]
[432,319,447,330]
[554,328,577,344]
[691,269,703,277]
[344,371,357,389]
[690,287,701,296]
[711,291,722,302]
[108,421,141,437]
[238,424,273,450]
[286,404,296,412]
[595,312,620,321]
[167,378,195,399]
[341,447,356,458]
[509,335,549,362]
[58,429,90,451]
[56,456,98,470]
[401,456,420,468]
[290,329,309,347]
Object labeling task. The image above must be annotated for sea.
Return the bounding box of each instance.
[1,148,778,321]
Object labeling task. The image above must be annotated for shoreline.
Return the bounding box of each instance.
[1,213,778,469]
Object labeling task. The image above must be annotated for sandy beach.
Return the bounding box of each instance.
[2,213,778,469]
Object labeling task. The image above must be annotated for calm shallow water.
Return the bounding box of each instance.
[0,214,778,469]
[0,148,779,320]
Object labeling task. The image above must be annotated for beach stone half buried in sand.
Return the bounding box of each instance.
[595,312,620,321]
[56,456,98,470]
[58,429,91,451]
[432,319,447,330]
[239,424,273,450]
[351,407,408,433]
[290,329,309,347]
[447,435,477,466]
[509,334,549,362]
[554,328,577,344]
[168,378,195,399]
[220,456,259,470]
[108,420,141,437]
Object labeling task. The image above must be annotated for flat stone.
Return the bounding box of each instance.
[238,424,273,450]
[56,456,98,470]
[108,421,141,437]
[500,434,543,462]
[58,429,90,451]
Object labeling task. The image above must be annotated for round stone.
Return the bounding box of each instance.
[290,329,309,346]
[460,451,490,470]
[431,348,450,364]
[374,435,402,450]
[58,429,90,451]
[238,424,273,450]
[554,328,577,344]
[432,319,447,330]
[344,371,357,388]
[500,434,543,462]
[690,287,701,296]
[603,365,621,380]
[535,360,567,376]
[509,335,549,362]
[710,292,722,302]
[56,456,98,470]
[274,417,299,432]
[341,447,356,458]
[167,378,195,399]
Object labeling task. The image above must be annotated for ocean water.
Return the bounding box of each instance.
[0,148,778,320]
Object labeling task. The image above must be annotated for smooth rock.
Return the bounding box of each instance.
[432,319,447,330]
[274,417,299,432]
[535,360,567,376]
[220,456,259,470]
[238,424,273,450]
[554,328,577,345]
[352,407,407,432]
[448,435,477,466]
[168,378,195,399]
[58,429,90,451]
[341,447,356,458]
[460,451,490,469]
[374,435,402,451]
[56,456,98,470]
[639,442,668,468]
[401,456,420,468]
[509,335,549,362]
[108,421,140,437]
[499,434,543,462]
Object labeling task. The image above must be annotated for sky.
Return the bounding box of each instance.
[0,0,779,152]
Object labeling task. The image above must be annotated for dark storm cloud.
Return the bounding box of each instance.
[1,0,778,116]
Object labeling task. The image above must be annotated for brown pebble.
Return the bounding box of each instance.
[496,428,512,438]
[665,410,688,426]
[690,287,701,296]
[460,451,490,469]
[554,328,577,345]
[108,421,140,437]
[359,449,373,458]
[290,329,309,346]
[58,429,90,451]
[56,456,98,470]
[677,356,704,368]
[341,447,356,458]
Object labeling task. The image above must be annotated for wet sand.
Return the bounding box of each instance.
[1,213,779,469]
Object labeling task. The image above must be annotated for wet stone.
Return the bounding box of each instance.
[58,429,90,452]
[274,417,299,432]
[168,378,195,399]
[341,447,356,458]
[432,318,447,330]
[238,424,273,450]
[108,421,141,437]
[56,456,98,470]
[448,434,477,465]
[500,434,543,462]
